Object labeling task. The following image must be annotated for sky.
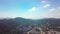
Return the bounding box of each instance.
[0,0,60,19]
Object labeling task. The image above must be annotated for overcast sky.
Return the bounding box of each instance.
[0,0,60,19]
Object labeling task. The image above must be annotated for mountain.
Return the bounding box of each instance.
[0,17,60,34]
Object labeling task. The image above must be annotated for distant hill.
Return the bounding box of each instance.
[0,17,60,34]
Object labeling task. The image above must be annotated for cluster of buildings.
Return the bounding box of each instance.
[17,24,60,34]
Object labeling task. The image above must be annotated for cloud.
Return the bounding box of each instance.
[41,0,48,4]
[46,13,60,18]
[41,0,46,3]
[43,4,51,8]
[47,7,60,18]
[36,12,60,19]
[49,7,60,12]
[28,7,37,12]
[49,8,56,12]
[22,7,60,19]
[41,0,51,8]
[57,7,60,9]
